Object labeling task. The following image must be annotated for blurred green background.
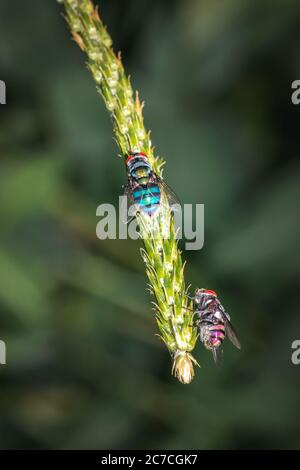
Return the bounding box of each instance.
[1,0,300,450]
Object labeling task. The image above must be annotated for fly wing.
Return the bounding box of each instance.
[156,175,181,210]
[212,346,223,366]
[223,316,241,350]
[120,184,137,224]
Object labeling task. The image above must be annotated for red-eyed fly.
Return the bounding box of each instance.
[193,288,241,365]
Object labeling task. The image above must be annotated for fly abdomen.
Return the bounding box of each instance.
[133,184,161,216]
[208,324,225,348]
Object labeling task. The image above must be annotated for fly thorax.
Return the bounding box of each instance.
[138,177,149,185]
[214,310,223,321]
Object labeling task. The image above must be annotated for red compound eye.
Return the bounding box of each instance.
[125,154,134,165]
[204,289,217,296]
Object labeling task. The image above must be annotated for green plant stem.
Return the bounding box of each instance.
[60,0,198,383]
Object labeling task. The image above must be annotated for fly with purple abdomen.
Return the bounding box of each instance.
[193,288,241,365]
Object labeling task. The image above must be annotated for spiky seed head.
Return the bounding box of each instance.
[172,350,198,385]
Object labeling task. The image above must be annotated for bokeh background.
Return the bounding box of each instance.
[1,0,300,450]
